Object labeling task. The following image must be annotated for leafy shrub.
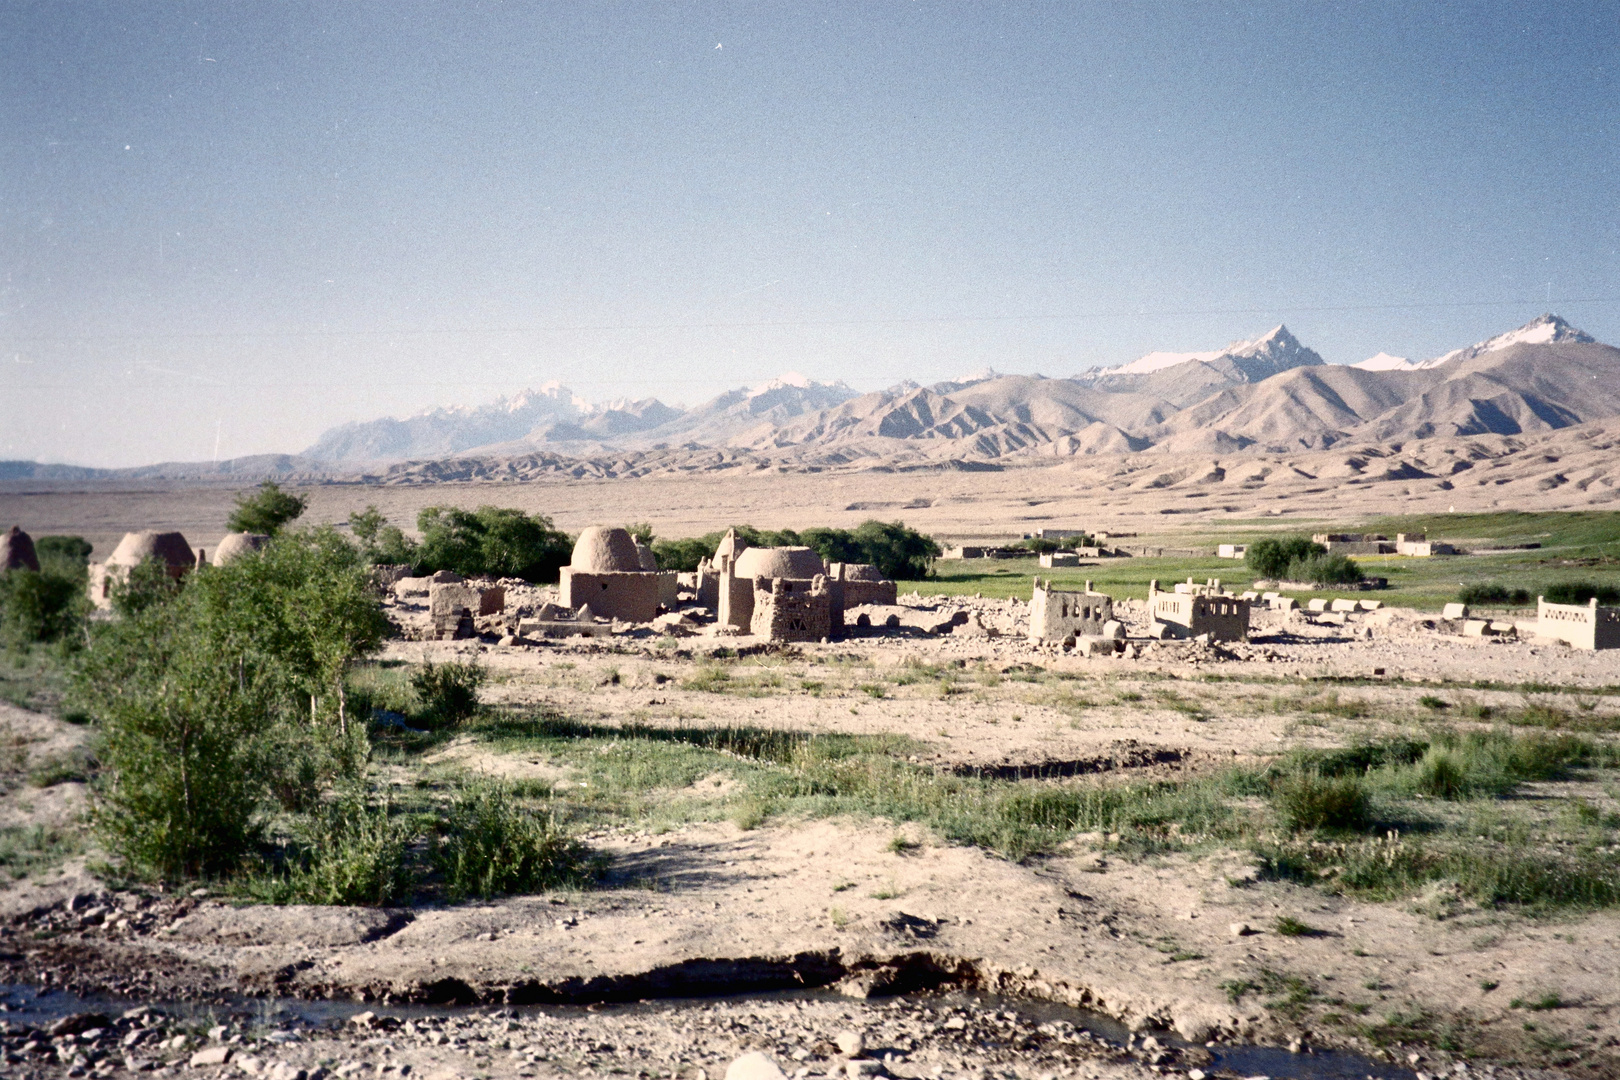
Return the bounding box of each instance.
[0,562,87,647]
[79,529,389,879]
[1273,772,1370,832]
[227,480,308,536]
[108,558,181,618]
[34,536,93,562]
[1245,537,1326,579]
[1458,582,1532,606]
[652,519,941,580]
[257,795,416,906]
[411,661,487,727]
[433,781,591,900]
[415,506,572,582]
[348,506,419,567]
[1542,581,1620,606]
[1284,552,1364,585]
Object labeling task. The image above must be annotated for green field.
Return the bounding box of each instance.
[917,512,1620,612]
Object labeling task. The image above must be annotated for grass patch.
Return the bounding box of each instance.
[0,823,84,879]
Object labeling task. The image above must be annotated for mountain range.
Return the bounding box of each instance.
[6,315,1617,491]
[291,314,1620,467]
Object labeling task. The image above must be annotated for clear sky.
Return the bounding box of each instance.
[3,1,1617,466]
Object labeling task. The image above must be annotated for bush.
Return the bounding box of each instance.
[109,558,181,618]
[1245,537,1326,579]
[1542,581,1620,606]
[1273,772,1370,832]
[411,661,487,727]
[415,506,572,582]
[0,562,87,647]
[1284,552,1364,585]
[652,519,941,580]
[79,529,390,879]
[1458,583,1532,606]
[255,795,416,906]
[348,506,419,567]
[227,481,308,536]
[34,536,92,563]
[433,780,591,900]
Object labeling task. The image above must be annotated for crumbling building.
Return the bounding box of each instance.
[1535,596,1620,651]
[1028,577,1115,644]
[750,574,835,642]
[1148,578,1250,642]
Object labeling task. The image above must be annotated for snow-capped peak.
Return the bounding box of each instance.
[1107,324,1322,380]
[748,371,854,397]
[1423,314,1596,368]
[1353,352,1415,371]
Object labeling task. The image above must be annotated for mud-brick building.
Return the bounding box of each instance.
[1028,577,1115,644]
[88,531,196,610]
[559,526,660,623]
[750,574,834,642]
[1536,596,1620,650]
[1147,578,1250,642]
[719,543,833,632]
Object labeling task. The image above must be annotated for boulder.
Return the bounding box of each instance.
[1442,602,1469,620]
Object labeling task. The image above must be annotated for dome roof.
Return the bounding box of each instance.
[841,563,886,582]
[734,546,824,580]
[108,531,194,569]
[570,526,644,573]
[633,541,658,571]
[1,526,39,573]
[213,532,269,565]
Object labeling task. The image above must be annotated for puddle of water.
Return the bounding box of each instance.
[1,983,1414,1080]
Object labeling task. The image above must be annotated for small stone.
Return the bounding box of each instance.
[235,1055,265,1075]
[349,1012,377,1028]
[725,1051,788,1080]
[190,888,210,898]
[1229,922,1253,936]
[191,1046,233,1067]
[835,1031,866,1057]
[1188,1072,1206,1080]
[846,1063,886,1080]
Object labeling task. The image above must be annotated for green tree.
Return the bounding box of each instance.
[348,506,419,567]
[34,535,93,562]
[227,481,308,536]
[415,506,572,582]
[849,519,941,580]
[1245,536,1326,579]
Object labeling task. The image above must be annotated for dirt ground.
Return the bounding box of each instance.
[4,586,1620,1080]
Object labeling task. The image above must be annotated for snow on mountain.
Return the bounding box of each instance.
[1420,313,1595,369]
[1105,325,1324,381]
[1353,352,1415,371]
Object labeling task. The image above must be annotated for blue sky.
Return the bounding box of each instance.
[3,1,1617,465]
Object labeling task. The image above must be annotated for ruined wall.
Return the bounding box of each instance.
[1537,597,1620,650]
[750,575,833,642]
[1028,577,1114,643]
[1148,584,1250,642]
